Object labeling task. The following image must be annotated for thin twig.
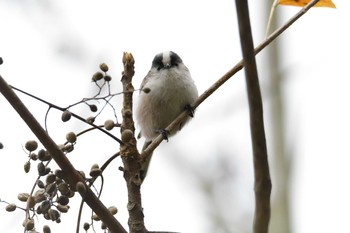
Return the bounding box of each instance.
[235,0,271,232]
[0,75,127,233]
[141,0,321,159]
[10,85,123,144]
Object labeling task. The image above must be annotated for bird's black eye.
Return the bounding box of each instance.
[152,54,164,71]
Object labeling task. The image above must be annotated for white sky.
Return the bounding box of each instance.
[1,0,349,233]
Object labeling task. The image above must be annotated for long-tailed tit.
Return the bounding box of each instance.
[136,51,198,182]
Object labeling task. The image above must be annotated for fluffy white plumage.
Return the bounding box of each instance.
[136,51,198,181]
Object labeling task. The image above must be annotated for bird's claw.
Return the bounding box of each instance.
[185,104,195,118]
[156,129,169,142]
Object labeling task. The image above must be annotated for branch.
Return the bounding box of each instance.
[119,52,146,233]
[141,0,321,159]
[0,75,127,233]
[235,0,271,232]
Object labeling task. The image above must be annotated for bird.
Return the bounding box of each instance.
[136,51,198,182]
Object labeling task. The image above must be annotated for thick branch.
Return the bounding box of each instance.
[235,1,271,233]
[0,75,127,233]
[120,52,146,233]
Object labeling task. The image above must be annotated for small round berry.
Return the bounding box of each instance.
[5,204,17,212]
[61,110,72,122]
[24,219,35,230]
[99,63,109,72]
[89,104,98,112]
[17,193,30,202]
[108,206,118,215]
[66,132,77,143]
[121,129,133,143]
[83,222,90,231]
[43,225,51,233]
[92,72,104,82]
[76,181,86,195]
[104,75,112,82]
[25,140,38,152]
[104,119,115,131]
[24,161,31,173]
[57,195,69,206]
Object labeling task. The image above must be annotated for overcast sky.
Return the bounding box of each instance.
[1,1,349,233]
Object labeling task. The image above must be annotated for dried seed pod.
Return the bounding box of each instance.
[25,140,38,152]
[92,71,104,82]
[18,193,30,202]
[104,75,112,82]
[76,181,86,195]
[30,153,38,161]
[61,110,72,122]
[104,119,115,130]
[37,162,46,176]
[66,189,75,198]
[89,164,102,178]
[45,183,57,195]
[57,195,69,206]
[83,222,90,231]
[79,170,86,179]
[37,180,45,189]
[55,169,64,179]
[57,182,70,195]
[89,104,98,112]
[24,218,35,230]
[99,63,109,72]
[5,203,16,212]
[24,161,31,173]
[63,144,74,153]
[46,174,56,184]
[56,204,69,213]
[38,149,51,161]
[48,209,60,221]
[43,225,51,233]
[121,129,133,143]
[86,116,95,124]
[108,206,118,215]
[92,213,100,221]
[34,189,46,203]
[66,132,77,143]
[27,196,35,209]
[40,200,51,214]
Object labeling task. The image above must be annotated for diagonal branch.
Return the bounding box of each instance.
[0,75,127,233]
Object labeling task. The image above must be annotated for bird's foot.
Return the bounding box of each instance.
[156,129,169,142]
[184,104,195,117]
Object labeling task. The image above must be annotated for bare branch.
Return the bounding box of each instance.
[0,75,127,233]
[119,52,147,233]
[235,0,271,232]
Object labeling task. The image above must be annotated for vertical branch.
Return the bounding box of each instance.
[234,1,272,233]
[120,53,146,233]
[0,75,127,233]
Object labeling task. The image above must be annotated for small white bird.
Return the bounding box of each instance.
[136,51,198,182]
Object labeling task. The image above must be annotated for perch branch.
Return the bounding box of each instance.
[0,75,127,233]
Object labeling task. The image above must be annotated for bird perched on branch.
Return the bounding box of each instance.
[136,51,198,182]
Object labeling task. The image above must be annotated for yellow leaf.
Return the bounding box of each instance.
[278,0,336,8]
